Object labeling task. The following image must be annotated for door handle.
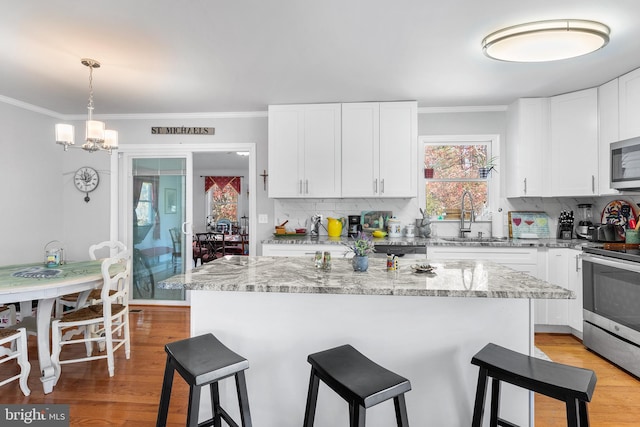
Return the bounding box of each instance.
[181,222,190,234]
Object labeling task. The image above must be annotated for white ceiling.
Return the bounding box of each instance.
[2,0,640,116]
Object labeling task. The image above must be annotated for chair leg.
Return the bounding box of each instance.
[123,311,131,359]
[393,394,409,427]
[578,400,590,427]
[104,318,115,377]
[210,382,222,427]
[303,369,320,427]
[349,403,366,427]
[156,355,175,427]
[565,398,579,427]
[187,384,202,427]
[490,378,501,427]
[471,367,489,427]
[16,330,31,396]
[235,371,253,427]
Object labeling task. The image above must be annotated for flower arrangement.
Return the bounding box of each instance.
[343,232,376,257]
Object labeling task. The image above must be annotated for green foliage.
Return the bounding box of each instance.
[342,232,375,256]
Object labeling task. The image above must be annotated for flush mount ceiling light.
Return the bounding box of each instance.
[482,19,610,62]
[55,58,118,153]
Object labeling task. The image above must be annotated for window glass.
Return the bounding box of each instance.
[424,144,490,220]
[135,182,154,226]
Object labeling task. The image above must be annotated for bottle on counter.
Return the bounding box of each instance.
[323,251,331,270]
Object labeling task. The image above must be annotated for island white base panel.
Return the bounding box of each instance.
[190,291,534,427]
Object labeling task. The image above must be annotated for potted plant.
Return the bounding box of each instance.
[478,156,499,178]
[343,232,375,272]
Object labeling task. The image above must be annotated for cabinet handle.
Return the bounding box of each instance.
[575,254,581,272]
[592,175,595,193]
[381,179,385,194]
[305,179,309,194]
[523,178,527,195]
[299,180,303,194]
[374,179,378,194]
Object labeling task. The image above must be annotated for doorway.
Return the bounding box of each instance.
[114,143,257,306]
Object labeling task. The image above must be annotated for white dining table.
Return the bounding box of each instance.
[0,260,104,394]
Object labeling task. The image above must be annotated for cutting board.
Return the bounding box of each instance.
[508,211,550,239]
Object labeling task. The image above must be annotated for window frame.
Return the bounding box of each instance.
[419,134,501,234]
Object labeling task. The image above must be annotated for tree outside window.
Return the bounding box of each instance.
[424,144,489,220]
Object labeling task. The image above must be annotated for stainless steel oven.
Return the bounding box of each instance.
[582,247,640,377]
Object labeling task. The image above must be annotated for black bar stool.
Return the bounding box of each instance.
[471,343,597,427]
[303,344,411,427]
[156,333,252,427]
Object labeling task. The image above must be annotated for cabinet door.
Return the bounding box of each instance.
[268,106,304,197]
[379,101,418,197]
[550,88,598,196]
[342,103,380,197]
[598,79,620,195]
[268,104,341,198]
[505,98,549,197]
[303,104,342,197]
[619,68,640,139]
[567,249,583,334]
[544,249,570,326]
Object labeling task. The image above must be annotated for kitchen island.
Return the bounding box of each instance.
[161,255,573,427]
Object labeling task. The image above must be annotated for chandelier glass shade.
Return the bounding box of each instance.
[55,58,118,153]
[482,19,610,62]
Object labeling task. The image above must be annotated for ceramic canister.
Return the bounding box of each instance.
[387,218,402,237]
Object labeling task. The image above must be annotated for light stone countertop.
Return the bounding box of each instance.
[159,255,574,299]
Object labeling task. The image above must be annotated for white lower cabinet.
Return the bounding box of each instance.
[427,246,540,277]
[535,248,583,336]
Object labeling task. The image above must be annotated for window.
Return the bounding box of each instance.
[423,138,495,221]
[135,181,155,226]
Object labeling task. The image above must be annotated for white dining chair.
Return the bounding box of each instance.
[55,241,127,317]
[51,249,132,383]
[0,326,31,396]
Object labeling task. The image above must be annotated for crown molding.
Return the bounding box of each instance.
[0,95,64,119]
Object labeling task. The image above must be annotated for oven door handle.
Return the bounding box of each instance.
[582,253,640,274]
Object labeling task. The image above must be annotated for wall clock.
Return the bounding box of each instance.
[74,166,100,202]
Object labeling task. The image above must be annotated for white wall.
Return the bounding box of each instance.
[0,103,68,264]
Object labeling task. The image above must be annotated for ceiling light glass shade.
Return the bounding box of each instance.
[103,129,119,150]
[86,120,105,143]
[55,124,75,149]
[482,19,610,62]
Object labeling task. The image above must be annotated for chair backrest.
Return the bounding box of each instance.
[216,219,232,233]
[100,250,132,313]
[89,241,127,260]
[169,228,181,252]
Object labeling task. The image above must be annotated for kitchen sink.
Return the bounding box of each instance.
[439,236,506,242]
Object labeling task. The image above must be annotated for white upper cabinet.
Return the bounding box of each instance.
[341,101,417,198]
[505,98,550,197]
[598,79,620,195]
[268,104,342,198]
[549,88,599,196]
[619,68,640,140]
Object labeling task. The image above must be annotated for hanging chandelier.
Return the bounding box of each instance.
[55,58,118,153]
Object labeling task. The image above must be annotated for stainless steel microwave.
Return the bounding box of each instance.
[611,136,640,190]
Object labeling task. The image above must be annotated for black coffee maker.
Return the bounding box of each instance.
[348,215,362,237]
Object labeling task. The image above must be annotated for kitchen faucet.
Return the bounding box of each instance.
[459,190,475,238]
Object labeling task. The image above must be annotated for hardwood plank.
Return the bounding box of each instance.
[535,333,640,427]
[2,308,639,426]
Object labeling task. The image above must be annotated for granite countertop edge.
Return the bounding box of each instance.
[159,256,574,300]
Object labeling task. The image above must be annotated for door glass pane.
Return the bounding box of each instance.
[131,158,186,301]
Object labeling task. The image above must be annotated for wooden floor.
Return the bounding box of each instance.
[1,307,639,426]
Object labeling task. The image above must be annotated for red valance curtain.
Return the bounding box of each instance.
[204,176,241,193]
